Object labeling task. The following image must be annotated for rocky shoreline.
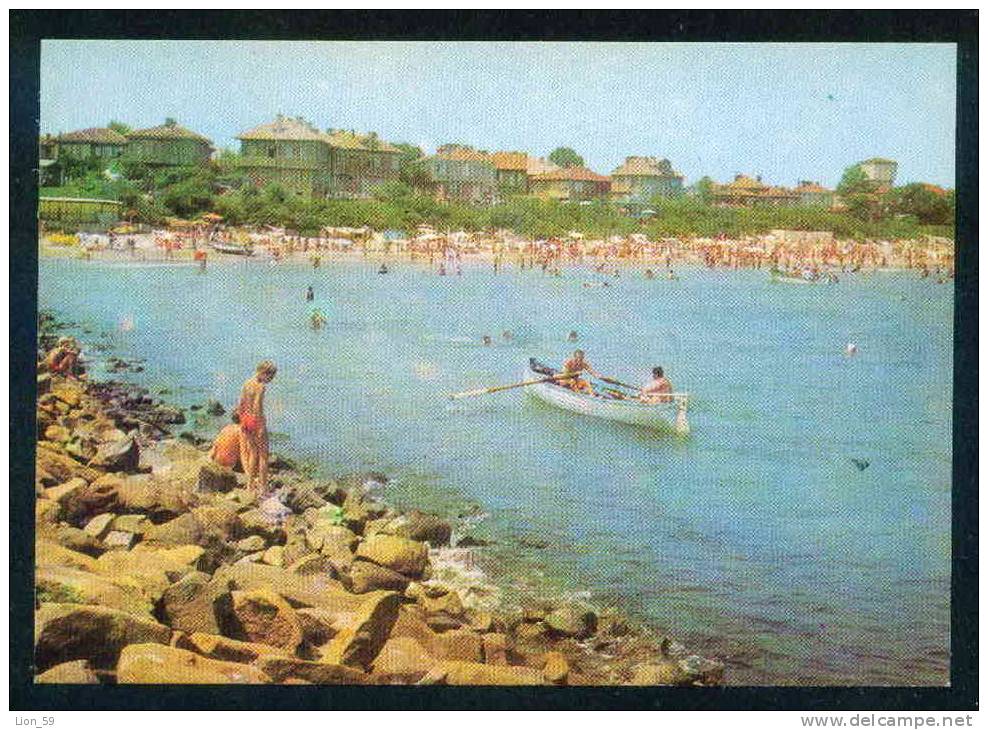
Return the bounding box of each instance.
[33,311,724,686]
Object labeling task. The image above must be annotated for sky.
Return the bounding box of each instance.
[40,41,957,188]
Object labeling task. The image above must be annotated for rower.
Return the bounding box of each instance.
[640,366,673,403]
[562,349,599,395]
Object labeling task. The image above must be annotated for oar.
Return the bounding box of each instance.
[448,372,578,400]
[597,374,641,392]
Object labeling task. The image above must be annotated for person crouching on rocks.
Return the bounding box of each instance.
[209,412,243,471]
[237,360,277,496]
[45,337,82,379]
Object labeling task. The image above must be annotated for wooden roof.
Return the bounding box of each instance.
[238,116,326,142]
[531,166,610,183]
[128,119,211,143]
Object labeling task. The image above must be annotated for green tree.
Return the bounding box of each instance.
[694,176,715,204]
[393,143,435,192]
[548,147,584,169]
[837,164,871,195]
[889,183,954,225]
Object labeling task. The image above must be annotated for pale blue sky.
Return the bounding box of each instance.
[40,40,956,188]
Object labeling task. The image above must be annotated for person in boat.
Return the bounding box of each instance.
[209,412,242,470]
[640,366,673,403]
[562,349,600,395]
[305,285,314,302]
[567,330,579,343]
[237,360,277,496]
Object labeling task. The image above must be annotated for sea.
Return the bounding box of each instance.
[38,256,953,686]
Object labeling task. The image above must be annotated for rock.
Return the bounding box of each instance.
[542,651,570,684]
[90,436,140,473]
[482,633,509,665]
[197,461,238,493]
[515,621,548,643]
[151,405,186,425]
[206,400,225,416]
[629,661,691,686]
[236,535,266,552]
[158,571,224,635]
[348,560,410,594]
[212,562,349,611]
[544,606,597,639]
[174,632,289,664]
[456,535,491,547]
[371,637,439,683]
[415,588,464,618]
[102,530,136,550]
[679,655,725,685]
[36,499,61,527]
[261,545,284,567]
[382,511,452,546]
[46,525,103,557]
[35,659,99,684]
[190,503,243,541]
[36,564,152,616]
[229,589,303,652]
[35,539,100,572]
[44,477,88,504]
[143,513,204,545]
[390,606,479,661]
[116,643,270,684]
[467,610,494,633]
[34,603,171,672]
[437,629,483,662]
[44,424,72,443]
[37,373,52,395]
[114,475,192,523]
[254,656,367,685]
[57,472,118,524]
[239,508,287,543]
[82,513,115,540]
[278,481,327,513]
[355,534,429,578]
[51,384,82,408]
[110,514,149,535]
[95,544,204,599]
[287,554,333,577]
[319,591,401,669]
[341,490,387,532]
[418,660,542,686]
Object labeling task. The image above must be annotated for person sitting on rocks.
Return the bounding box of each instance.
[45,337,81,379]
[209,412,242,471]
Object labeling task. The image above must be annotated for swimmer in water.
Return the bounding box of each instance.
[501,330,513,342]
[305,285,314,302]
[567,330,579,343]
[845,343,858,356]
[310,309,327,330]
[482,335,493,346]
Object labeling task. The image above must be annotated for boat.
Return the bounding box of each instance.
[524,358,690,434]
[210,242,254,256]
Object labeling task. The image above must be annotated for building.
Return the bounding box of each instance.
[489,151,528,194]
[528,166,611,202]
[858,158,898,186]
[124,118,213,167]
[324,129,401,199]
[38,134,61,187]
[710,174,800,207]
[793,180,837,208]
[235,116,401,199]
[427,146,498,204]
[57,127,128,162]
[610,156,684,203]
[237,116,332,197]
[526,156,560,177]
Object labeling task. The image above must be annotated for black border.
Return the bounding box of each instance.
[9,10,978,711]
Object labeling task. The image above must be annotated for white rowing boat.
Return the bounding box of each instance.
[524,359,690,435]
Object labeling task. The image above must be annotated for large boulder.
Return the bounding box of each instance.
[229,589,303,652]
[35,659,99,684]
[628,661,692,686]
[544,606,597,639]
[197,462,238,493]
[318,591,401,670]
[371,637,439,684]
[116,643,270,684]
[418,660,542,686]
[355,534,429,578]
[253,656,367,685]
[43,525,103,557]
[347,560,410,594]
[389,606,480,661]
[174,632,289,664]
[95,544,205,599]
[380,511,452,546]
[36,565,152,616]
[90,436,140,473]
[542,651,570,684]
[82,513,115,540]
[59,474,121,525]
[114,475,192,522]
[158,571,225,635]
[35,539,100,573]
[34,603,171,672]
[277,481,327,513]
[36,444,100,489]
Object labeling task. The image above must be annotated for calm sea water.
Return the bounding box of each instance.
[39,257,953,686]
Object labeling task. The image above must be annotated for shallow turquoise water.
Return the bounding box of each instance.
[39,257,953,685]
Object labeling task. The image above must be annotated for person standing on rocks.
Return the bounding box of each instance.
[237,360,277,496]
